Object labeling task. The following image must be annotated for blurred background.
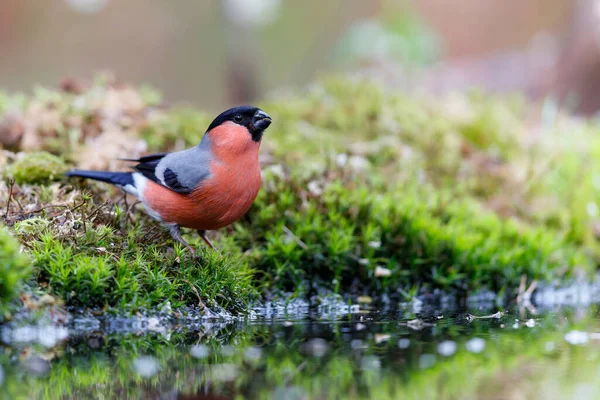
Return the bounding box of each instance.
[0,0,598,114]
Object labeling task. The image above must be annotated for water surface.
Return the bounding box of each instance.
[2,297,600,399]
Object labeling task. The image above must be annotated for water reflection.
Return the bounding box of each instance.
[2,303,600,399]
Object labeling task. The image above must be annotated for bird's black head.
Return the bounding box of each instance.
[206,106,272,142]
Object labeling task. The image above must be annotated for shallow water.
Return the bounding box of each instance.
[2,298,600,399]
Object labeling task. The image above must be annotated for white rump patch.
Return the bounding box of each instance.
[131,172,163,222]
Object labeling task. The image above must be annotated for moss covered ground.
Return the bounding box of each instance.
[1,75,600,314]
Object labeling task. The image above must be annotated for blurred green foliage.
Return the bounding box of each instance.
[0,225,31,314]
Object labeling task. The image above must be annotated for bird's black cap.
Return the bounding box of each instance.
[206,106,272,142]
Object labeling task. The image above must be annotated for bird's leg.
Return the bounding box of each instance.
[197,230,215,250]
[169,225,196,254]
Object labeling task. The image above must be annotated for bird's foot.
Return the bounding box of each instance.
[197,230,215,250]
[170,225,197,255]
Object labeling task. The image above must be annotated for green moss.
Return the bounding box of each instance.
[0,224,31,312]
[7,151,67,185]
[13,214,255,313]
[1,74,600,311]
[223,175,588,297]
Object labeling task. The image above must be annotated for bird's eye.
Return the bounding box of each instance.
[233,115,243,123]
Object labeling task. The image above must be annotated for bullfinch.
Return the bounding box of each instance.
[66,106,272,253]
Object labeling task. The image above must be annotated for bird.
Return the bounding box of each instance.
[66,106,272,254]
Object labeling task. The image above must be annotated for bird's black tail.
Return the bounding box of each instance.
[66,170,134,187]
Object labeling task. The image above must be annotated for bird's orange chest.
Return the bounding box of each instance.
[190,152,262,229]
[142,128,262,230]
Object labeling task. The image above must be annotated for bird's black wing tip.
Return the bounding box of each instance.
[118,153,168,163]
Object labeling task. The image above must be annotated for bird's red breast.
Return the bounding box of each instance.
[141,122,262,230]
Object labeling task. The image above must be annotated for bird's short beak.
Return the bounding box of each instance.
[252,110,272,132]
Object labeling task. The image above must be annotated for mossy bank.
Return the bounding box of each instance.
[1,75,599,315]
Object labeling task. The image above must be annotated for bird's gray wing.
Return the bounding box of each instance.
[132,140,212,194]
